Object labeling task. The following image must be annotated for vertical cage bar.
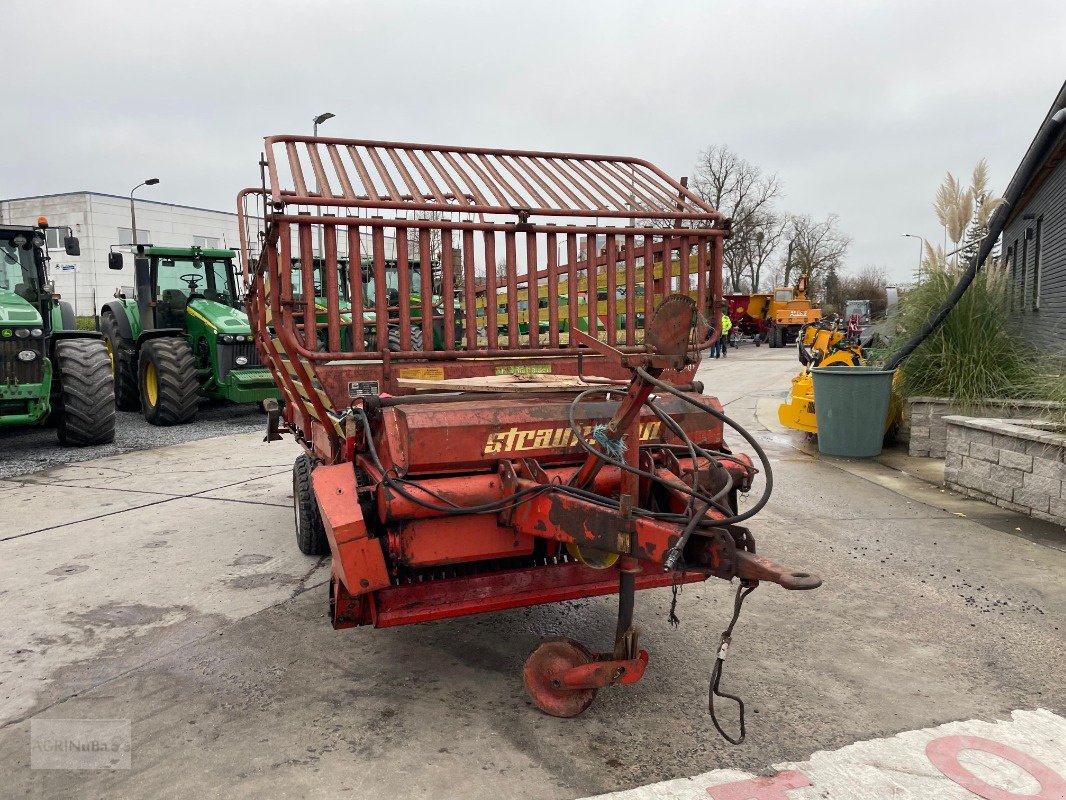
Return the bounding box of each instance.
[418,228,433,350]
[505,230,518,346]
[696,238,708,323]
[605,235,617,346]
[463,229,477,350]
[526,231,539,349]
[324,222,341,353]
[347,223,363,352]
[372,227,388,353]
[584,234,597,339]
[279,223,295,334]
[566,231,579,347]
[484,232,498,350]
[396,226,412,351]
[711,233,724,312]
[546,228,560,349]
[679,234,690,296]
[440,229,456,350]
[624,234,636,346]
[643,235,654,331]
[299,222,317,351]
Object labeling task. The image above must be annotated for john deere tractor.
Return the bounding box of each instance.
[100,245,279,426]
[0,220,115,445]
[292,255,459,351]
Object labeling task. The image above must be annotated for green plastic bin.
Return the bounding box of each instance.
[810,366,896,458]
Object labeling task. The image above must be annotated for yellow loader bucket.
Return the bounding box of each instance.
[778,370,818,434]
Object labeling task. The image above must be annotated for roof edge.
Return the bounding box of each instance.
[0,191,236,218]
[1002,79,1066,224]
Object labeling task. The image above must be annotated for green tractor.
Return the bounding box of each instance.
[0,221,115,445]
[100,245,279,426]
[291,255,456,350]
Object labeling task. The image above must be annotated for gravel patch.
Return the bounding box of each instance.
[0,401,266,479]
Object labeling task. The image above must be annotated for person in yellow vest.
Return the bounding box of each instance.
[714,310,733,358]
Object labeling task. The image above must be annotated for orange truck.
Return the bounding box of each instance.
[766,274,820,348]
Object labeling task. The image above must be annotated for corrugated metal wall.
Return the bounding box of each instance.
[1001,154,1066,354]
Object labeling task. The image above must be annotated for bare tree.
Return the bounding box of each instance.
[780,213,850,289]
[736,209,785,293]
[691,145,782,292]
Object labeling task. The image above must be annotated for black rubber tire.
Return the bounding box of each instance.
[369,324,425,352]
[138,338,200,426]
[100,312,139,410]
[773,325,785,348]
[54,338,116,446]
[293,454,329,555]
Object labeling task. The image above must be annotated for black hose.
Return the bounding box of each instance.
[635,368,774,525]
[564,386,734,515]
[885,107,1066,371]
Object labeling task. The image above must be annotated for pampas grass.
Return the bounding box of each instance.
[891,270,1066,414]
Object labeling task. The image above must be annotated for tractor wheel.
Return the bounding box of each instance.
[293,454,329,556]
[100,312,139,410]
[773,325,785,348]
[54,339,116,446]
[369,324,425,352]
[394,325,425,351]
[138,338,200,426]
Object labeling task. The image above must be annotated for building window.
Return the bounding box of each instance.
[44,228,66,251]
[1032,217,1042,310]
[193,235,220,249]
[118,227,151,246]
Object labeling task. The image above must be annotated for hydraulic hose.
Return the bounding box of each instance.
[885,106,1066,371]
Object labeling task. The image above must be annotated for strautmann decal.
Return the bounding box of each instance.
[483,421,661,455]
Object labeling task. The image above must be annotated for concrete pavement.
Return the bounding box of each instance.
[0,344,1062,799]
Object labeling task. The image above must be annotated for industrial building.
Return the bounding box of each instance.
[0,192,240,317]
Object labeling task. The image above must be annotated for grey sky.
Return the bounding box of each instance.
[6,0,1064,284]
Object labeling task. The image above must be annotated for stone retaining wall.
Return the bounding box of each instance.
[944,416,1066,526]
[904,397,1065,458]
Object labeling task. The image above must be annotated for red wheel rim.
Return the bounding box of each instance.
[522,638,597,718]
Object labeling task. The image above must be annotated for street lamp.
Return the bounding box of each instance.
[130,178,160,247]
[312,112,335,137]
[902,233,923,283]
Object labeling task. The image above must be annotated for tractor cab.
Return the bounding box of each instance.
[289,256,353,307]
[0,222,114,445]
[359,257,425,309]
[126,246,242,331]
[0,227,49,328]
[1,221,79,331]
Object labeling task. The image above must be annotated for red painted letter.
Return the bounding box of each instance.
[926,735,1066,800]
[706,770,813,800]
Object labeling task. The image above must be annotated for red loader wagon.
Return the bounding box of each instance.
[238,136,820,725]
[725,292,773,343]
